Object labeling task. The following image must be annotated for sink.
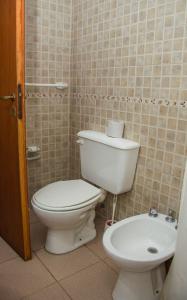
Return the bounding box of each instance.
[103,213,177,300]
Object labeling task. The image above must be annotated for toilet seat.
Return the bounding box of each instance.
[32,179,102,212]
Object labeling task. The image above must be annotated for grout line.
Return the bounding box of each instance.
[0,253,69,300]
[32,244,45,252]
[56,281,74,300]
[33,252,59,283]
[59,260,101,283]
[0,255,19,266]
[101,258,119,275]
[20,282,59,300]
[85,242,119,275]
[84,224,119,275]
[57,259,100,282]
[34,246,101,282]
[31,217,117,287]
[85,242,106,260]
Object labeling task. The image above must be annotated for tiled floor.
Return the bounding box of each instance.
[0,210,119,300]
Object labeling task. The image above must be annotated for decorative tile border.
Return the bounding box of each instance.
[73,93,187,108]
[26,92,69,99]
[26,92,187,107]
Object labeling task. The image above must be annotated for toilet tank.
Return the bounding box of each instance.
[77,131,140,195]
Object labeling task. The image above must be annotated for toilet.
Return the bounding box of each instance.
[32,180,106,254]
[32,130,140,254]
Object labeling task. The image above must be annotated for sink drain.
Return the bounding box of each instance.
[147,247,158,254]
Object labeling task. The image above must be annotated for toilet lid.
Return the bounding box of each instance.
[32,179,101,210]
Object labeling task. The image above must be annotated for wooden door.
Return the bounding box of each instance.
[0,0,31,260]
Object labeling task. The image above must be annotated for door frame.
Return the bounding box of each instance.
[16,0,31,260]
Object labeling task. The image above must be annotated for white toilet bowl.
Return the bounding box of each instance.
[103,213,177,300]
[32,179,106,254]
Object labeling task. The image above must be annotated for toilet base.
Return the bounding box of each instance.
[45,210,96,254]
[113,264,166,300]
[45,226,96,254]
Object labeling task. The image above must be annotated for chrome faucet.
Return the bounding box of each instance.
[165,209,176,223]
[148,207,158,217]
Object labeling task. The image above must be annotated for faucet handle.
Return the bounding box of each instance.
[165,208,176,223]
[149,207,158,217]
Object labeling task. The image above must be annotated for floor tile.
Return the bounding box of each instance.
[36,246,99,281]
[0,237,18,264]
[86,230,107,259]
[0,285,21,300]
[30,222,47,251]
[22,283,71,300]
[86,238,107,259]
[104,257,120,274]
[0,254,54,300]
[60,261,117,300]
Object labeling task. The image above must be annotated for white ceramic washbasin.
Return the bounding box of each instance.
[103,213,177,272]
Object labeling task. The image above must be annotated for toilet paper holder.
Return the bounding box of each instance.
[27,145,41,161]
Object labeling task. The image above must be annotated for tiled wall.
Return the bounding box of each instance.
[25,0,72,198]
[70,0,187,219]
[72,0,187,99]
[25,0,187,219]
